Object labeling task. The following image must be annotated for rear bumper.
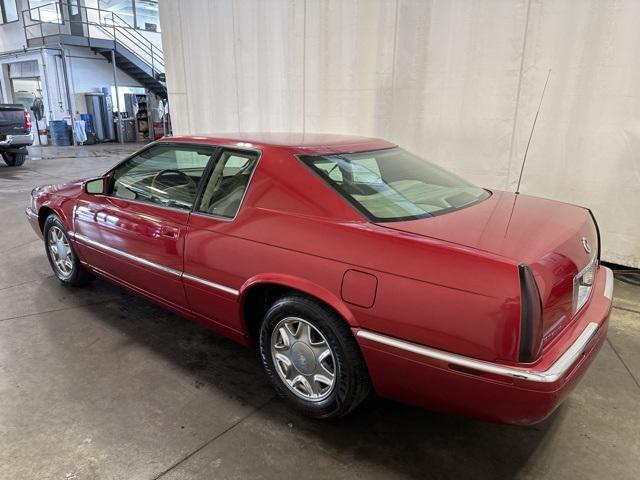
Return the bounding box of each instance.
[0,133,33,148]
[356,266,613,425]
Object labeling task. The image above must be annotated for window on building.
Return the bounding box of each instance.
[100,0,135,27]
[99,0,160,32]
[28,0,62,23]
[134,0,159,31]
[0,0,18,24]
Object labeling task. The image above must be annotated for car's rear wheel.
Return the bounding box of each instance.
[259,295,371,419]
[2,150,27,167]
[43,215,93,286]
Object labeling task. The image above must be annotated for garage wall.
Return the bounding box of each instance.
[0,0,28,53]
[159,0,640,267]
[64,45,144,115]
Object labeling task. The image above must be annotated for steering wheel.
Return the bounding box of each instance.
[151,169,197,190]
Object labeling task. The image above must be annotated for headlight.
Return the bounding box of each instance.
[573,255,597,314]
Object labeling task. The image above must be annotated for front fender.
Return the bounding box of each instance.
[36,198,76,233]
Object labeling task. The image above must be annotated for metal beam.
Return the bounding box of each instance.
[111,49,124,144]
[58,44,76,146]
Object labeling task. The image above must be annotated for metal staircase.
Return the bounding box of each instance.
[22,2,166,98]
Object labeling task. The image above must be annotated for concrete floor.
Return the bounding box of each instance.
[1,144,639,480]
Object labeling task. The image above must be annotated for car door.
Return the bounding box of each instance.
[182,148,260,334]
[74,143,217,310]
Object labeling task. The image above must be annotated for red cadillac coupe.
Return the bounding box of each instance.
[26,133,613,424]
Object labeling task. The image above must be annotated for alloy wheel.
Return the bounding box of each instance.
[48,226,73,278]
[270,317,337,401]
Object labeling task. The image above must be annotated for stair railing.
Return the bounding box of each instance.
[22,1,164,79]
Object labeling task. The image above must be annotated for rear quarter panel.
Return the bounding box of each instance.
[229,208,522,363]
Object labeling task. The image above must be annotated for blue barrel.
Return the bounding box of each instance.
[50,120,71,146]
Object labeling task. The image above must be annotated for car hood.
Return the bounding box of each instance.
[34,180,84,198]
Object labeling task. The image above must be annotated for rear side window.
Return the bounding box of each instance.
[197,150,259,218]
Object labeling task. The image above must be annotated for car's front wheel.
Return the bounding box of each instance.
[43,215,93,286]
[259,295,371,419]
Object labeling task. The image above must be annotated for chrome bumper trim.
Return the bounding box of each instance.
[603,266,614,300]
[357,322,601,383]
[25,207,38,220]
[73,232,239,296]
[0,133,33,147]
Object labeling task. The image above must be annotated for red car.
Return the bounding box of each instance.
[26,133,613,424]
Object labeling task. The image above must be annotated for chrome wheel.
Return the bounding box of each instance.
[270,317,336,401]
[48,226,73,278]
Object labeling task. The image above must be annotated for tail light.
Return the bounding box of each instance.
[518,264,544,362]
[573,254,597,314]
[24,110,32,131]
[573,211,600,314]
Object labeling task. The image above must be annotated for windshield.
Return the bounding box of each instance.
[300,147,490,222]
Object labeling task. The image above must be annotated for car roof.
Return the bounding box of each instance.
[158,132,396,155]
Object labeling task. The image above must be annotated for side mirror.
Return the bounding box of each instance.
[85,177,107,195]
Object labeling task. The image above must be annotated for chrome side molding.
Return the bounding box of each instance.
[74,233,182,277]
[73,233,239,296]
[182,273,239,296]
[357,322,601,383]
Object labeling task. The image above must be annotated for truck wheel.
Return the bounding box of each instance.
[2,150,27,167]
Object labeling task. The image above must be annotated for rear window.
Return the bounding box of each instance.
[300,147,490,222]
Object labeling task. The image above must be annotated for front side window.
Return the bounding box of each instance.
[300,148,490,222]
[197,150,259,218]
[111,144,214,210]
[0,0,18,24]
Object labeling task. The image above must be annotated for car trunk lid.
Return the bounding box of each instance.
[377,190,598,343]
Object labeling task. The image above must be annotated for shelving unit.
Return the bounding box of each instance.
[135,93,149,141]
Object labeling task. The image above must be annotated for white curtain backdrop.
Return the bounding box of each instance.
[159,0,640,267]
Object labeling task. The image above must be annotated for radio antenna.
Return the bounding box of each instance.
[515,69,551,194]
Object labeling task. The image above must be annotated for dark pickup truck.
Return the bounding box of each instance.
[0,104,33,167]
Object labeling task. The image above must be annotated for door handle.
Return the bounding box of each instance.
[160,226,179,238]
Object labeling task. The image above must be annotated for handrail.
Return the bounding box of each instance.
[95,22,164,70]
[22,1,164,77]
[110,23,164,69]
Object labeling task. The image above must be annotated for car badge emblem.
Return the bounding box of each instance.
[581,237,591,254]
[298,354,307,367]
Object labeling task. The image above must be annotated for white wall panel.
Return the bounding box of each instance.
[159,0,640,267]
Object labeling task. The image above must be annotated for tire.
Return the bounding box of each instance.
[2,150,27,167]
[259,295,371,419]
[43,215,93,287]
